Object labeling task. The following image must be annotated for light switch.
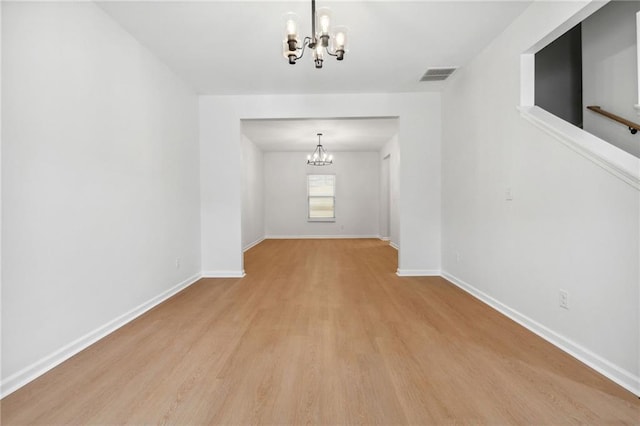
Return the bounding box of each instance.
[505,187,513,201]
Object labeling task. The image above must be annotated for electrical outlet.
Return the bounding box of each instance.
[175,257,181,269]
[559,290,569,309]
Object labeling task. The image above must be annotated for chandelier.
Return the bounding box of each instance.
[283,0,348,69]
[307,133,333,166]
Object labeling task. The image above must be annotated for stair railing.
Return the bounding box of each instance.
[586,105,640,135]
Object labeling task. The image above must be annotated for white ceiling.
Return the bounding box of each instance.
[241,117,398,151]
[97,1,531,151]
[97,1,532,95]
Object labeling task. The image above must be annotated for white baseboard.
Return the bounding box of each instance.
[243,237,265,252]
[202,270,246,278]
[389,242,399,250]
[379,236,390,241]
[396,269,441,277]
[265,235,381,239]
[0,272,202,398]
[441,271,640,397]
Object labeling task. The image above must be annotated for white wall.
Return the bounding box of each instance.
[241,135,264,249]
[380,155,390,239]
[380,135,400,247]
[264,151,379,238]
[582,0,640,158]
[0,1,4,392]
[199,93,441,277]
[2,2,201,394]
[442,0,639,395]
[199,98,243,277]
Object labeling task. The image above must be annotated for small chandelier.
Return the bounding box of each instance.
[283,0,348,69]
[307,133,333,166]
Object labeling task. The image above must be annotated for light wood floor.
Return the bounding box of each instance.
[2,239,638,424]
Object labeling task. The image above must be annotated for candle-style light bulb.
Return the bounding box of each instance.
[332,26,348,60]
[286,19,297,36]
[283,12,300,56]
[316,8,332,35]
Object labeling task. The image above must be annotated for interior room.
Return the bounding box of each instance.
[240,117,399,247]
[2,0,639,423]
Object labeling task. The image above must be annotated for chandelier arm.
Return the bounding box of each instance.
[301,36,312,50]
[325,47,338,58]
[294,37,312,60]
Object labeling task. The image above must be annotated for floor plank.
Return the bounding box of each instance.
[2,239,638,424]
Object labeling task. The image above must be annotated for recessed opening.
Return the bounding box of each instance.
[535,23,583,128]
[532,0,640,158]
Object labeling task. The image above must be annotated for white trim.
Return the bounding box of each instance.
[265,235,381,239]
[389,242,399,250]
[243,237,265,252]
[201,270,246,278]
[441,271,640,397]
[636,12,639,111]
[518,106,640,190]
[523,1,608,55]
[379,236,390,241]
[396,269,441,277]
[520,54,535,107]
[0,273,202,398]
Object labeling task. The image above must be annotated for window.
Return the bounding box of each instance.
[307,174,335,221]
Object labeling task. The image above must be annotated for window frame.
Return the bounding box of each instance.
[307,174,336,222]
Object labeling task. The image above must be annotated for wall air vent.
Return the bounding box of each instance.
[419,67,458,82]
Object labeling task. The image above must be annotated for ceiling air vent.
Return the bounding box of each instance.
[419,67,458,82]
